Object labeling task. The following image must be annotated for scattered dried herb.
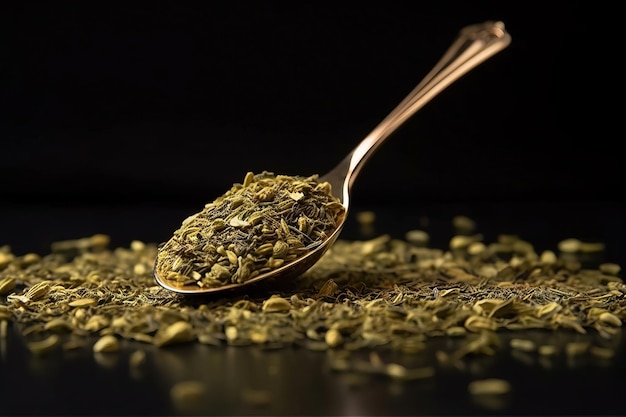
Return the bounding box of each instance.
[0,215,623,376]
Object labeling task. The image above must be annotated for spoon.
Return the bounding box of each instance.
[155,20,511,294]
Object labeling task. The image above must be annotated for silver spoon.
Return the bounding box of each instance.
[155,20,511,294]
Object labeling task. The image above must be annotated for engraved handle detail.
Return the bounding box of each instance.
[323,21,511,207]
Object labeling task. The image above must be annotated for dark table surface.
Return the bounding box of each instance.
[1,200,624,416]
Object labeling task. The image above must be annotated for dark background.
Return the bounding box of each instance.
[3,5,626,416]
[2,2,614,208]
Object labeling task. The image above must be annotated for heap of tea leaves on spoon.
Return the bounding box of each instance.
[155,171,345,289]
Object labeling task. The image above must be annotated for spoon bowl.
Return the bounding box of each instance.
[154,221,346,294]
[155,21,511,294]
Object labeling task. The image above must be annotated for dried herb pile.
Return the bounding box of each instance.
[0,215,623,372]
[155,171,345,288]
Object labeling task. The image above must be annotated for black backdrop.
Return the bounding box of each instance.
[2,2,614,207]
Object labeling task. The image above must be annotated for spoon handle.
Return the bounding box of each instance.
[323,20,511,204]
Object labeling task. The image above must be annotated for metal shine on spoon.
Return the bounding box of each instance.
[155,21,511,294]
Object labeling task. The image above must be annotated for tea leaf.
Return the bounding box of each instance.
[93,335,120,353]
[468,379,511,395]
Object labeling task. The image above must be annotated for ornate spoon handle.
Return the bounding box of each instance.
[322,21,511,206]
